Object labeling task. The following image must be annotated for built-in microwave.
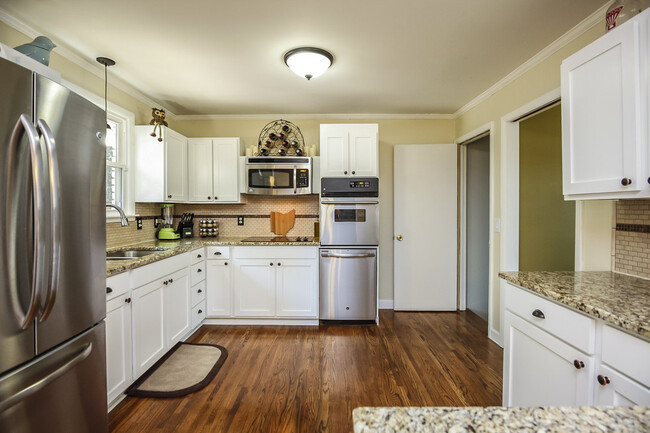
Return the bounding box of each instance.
[245,157,312,195]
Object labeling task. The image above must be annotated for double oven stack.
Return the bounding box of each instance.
[319,178,379,322]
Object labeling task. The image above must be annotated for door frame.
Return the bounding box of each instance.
[456,123,495,337]
[498,88,565,345]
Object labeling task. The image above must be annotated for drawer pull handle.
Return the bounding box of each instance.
[106,287,113,294]
[573,360,585,370]
[214,252,222,256]
[597,375,610,386]
[197,254,202,258]
[532,309,545,319]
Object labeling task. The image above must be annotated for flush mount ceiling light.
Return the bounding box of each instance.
[283,47,333,81]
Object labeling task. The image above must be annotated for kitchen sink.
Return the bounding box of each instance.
[106,249,168,260]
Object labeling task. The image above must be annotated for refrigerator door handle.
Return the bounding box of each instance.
[0,342,92,413]
[6,114,46,329]
[36,119,61,322]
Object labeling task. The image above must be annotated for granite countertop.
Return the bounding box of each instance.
[106,237,319,277]
[353,406,650,433]
[499,271,650,339]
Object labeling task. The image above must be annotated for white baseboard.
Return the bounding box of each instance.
[203,318,319,326]
[378,299,394,309]
[489,328,503,348]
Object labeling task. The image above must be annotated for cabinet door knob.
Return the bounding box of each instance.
[532,309,545,319]
[597,375,610,386]
[224,262,228,266]
[198,309,203,314]
[106,287,113,294]
[168,194,172,198]
[396,235,403,241]
[208,196,211,200]
[647,177,650,184]
[197,268,202,273]
[197,254,202,258]
[621,178,632,186]
[125,298,131,303]
[573,360,585,370]
[170,278,174,283]
[352,171,355,175]
[344,171,348,175]
[270,262,274,266]
[277,262,281,266]
[163,281,168,285]
[215,196,218,200]
[198,289,202,293]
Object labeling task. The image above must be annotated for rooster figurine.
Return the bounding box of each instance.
[149,108,168,142]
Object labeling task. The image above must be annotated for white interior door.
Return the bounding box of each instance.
[394,144,457,310]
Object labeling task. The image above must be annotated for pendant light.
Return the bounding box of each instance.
[96,56,115,129]
[284,47,333,80]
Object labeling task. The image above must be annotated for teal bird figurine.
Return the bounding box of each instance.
[14,36,56,66]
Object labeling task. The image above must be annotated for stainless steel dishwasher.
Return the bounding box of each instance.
[319,248,377,320]
[319,178,379,322]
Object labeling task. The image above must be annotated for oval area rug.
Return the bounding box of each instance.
[125,342,227,398]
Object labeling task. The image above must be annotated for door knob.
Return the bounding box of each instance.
[396,235,403,241]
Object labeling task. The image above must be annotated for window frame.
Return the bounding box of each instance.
[61,79,136,222]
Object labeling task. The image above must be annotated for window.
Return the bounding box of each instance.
[105,118,125,207]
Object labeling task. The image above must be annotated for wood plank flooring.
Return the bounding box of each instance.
[109,310,502,433]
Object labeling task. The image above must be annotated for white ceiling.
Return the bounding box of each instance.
[1,0,608,115]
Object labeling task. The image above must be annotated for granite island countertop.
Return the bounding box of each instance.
[499,271,650,340]
[106,237,319,277]
[353,406,650,433]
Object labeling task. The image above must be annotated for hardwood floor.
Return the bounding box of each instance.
[109,310,502,433]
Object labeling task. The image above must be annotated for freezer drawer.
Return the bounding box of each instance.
[0,323,108,433]
[319,248,377,320]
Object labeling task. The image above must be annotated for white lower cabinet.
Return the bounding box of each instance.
[234,259,276,317]
[206,259,232,317]
[504,282,650,407]
[105,293,132,405]
[206,246,319,320]
[165,268,191,347]
[275,259,318,317]
[504,311,593,407]
[132,279,166,378]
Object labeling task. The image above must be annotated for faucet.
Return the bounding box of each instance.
[106,203,129,227]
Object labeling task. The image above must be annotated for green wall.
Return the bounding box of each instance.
[519,105,575,271]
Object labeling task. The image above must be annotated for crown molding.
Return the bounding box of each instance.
[174,113,455,121]
[453,3,609,119]
[0,7,175,117]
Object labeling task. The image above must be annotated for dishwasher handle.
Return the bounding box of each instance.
[320,252,376,259]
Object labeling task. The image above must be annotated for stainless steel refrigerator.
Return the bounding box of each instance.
[0,57,108,432]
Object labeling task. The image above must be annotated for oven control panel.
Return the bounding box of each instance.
[321,177,379,197]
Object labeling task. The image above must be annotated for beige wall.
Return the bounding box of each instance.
[173,118,456,301]
[519,105,575,271]
[455,22,610,332]
[0,21,152,124]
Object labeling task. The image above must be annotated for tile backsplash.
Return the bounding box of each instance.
[614,199,650,279]
[106,196,319,249]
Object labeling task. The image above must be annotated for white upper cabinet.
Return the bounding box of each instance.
[187,138,214,201]
[320,124,378,177]
[561,10,649,199]
[135,126,188,202]
[188,137,240,203]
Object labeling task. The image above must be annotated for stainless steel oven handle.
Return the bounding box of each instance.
[0,342,92,413]
[37,119,61,322]
[320,252,376,258]
[6,114,44,330]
